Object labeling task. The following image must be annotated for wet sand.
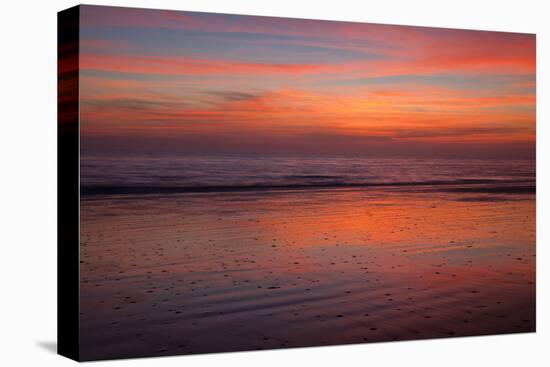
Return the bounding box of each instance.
[79,188,535,360]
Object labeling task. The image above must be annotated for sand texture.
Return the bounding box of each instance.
[80,188,535,360]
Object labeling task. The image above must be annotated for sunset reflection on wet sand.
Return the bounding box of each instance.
[79,187,535,360]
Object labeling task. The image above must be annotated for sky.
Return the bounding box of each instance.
[78,5,536,159]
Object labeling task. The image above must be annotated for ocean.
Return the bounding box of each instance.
[80,156,535,196]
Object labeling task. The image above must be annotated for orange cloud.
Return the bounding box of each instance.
[77,6,535,158]
[80,54,329,76]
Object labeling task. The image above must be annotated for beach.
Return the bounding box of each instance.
[79,179,535,360]
[71,8,537,360]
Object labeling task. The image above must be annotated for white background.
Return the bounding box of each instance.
[0,0,548,365]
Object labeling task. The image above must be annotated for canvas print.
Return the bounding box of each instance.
[58,5,536,361]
